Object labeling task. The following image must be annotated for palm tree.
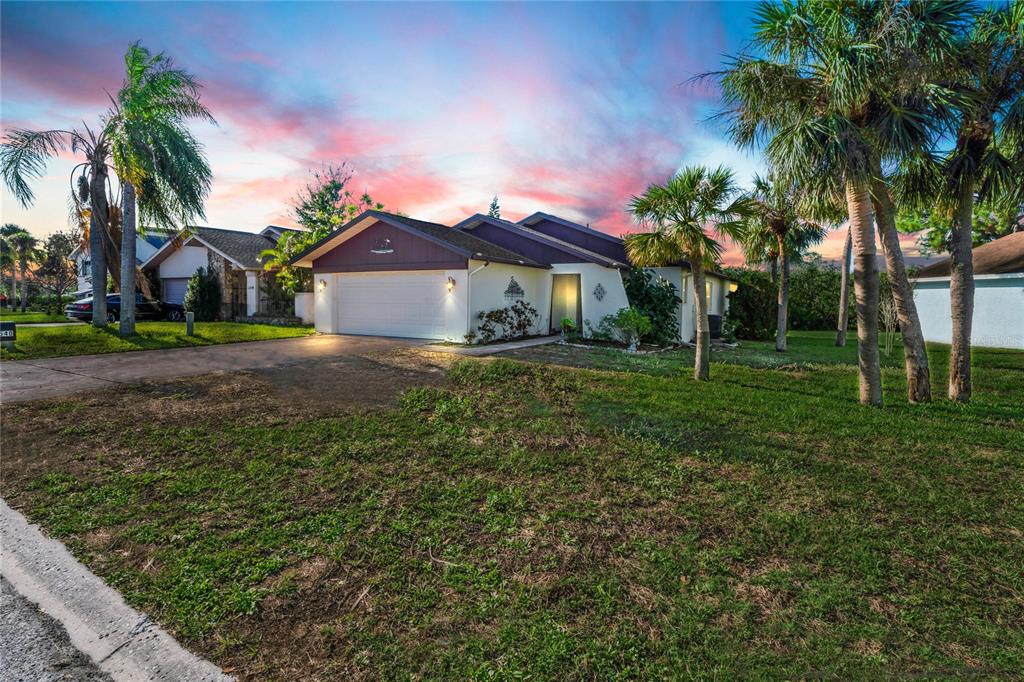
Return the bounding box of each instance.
[11,230,40,312]
[624,165,750,381]
[1,223,23,308]
[2,125,113,326]
[260,231,311,295]
[935,3,1022,402]
[718,1,965,405]
[739,173,827,352]
[106,42,214,336]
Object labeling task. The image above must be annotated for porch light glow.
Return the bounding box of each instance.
[446,276,457,292]
[318,279,327,291]
[728,282,739,292]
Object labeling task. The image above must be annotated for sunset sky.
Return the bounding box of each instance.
[1,1,921,263]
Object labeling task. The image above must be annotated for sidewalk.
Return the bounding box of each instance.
[424,335,558,356]
[1,499,231,681]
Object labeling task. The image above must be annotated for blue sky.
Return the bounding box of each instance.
[2,1,838,262]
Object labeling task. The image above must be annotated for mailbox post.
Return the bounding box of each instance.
[0,321,15,350]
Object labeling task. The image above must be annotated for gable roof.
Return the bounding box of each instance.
[142,226,279,271]
[915,231,1024,278]
[453,214,626,268]
[518,211,626,243]
[194,227,278,269]
[290,210,547,268]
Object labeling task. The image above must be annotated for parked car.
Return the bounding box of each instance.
[65,294,186,323]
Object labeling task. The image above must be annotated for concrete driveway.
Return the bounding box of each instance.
[0,335,424,403]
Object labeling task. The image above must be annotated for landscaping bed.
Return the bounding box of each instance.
[0,321,313,360]
[1,334,1022,679]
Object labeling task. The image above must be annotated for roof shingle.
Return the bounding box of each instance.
[915,231,1024,278]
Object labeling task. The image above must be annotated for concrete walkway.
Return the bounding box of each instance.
[424,335,558,356]
[1,335,421,403]
[1,499,231,681]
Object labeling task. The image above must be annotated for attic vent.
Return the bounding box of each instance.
[504,277,525,301]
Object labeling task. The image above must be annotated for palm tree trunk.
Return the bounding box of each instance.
[691,258,711,381]
[776,239,789,353]
[845,180,882,407]
[770,256,778,291]
[88,159,108,326]
[836,225,852,347]
[120,182,137,336]
[19,257,27,312]
[871,178,930,402]
[949,181,975,403]
[8,264,15,310]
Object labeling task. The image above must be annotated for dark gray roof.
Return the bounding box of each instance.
[290,210,546,268]
[916,231,1024,277]
[373,212,544,266]
[195,227,277,269]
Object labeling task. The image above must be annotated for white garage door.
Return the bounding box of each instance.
[162,278,190,304]
[337,271,450,339]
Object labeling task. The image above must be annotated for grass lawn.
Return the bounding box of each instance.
[0,321,313,361]
[2,332,1022,679]
[0,309,75,324]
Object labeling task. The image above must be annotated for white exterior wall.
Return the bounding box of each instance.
[550,263,629,336]
[914,274,1024,349]
[651,268,732,343]
[294,292,314,325]
[158,245,209,279]
[468,261,549,336]
[314,273,339,334]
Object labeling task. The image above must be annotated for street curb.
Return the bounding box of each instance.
[0,499,232,681]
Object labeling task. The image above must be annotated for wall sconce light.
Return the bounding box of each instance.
[728,282,739,293]
[318,278,327,291]
[446,276,457,292]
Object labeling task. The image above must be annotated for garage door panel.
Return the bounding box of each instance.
[337,272,450,339]
[162,278,189,305]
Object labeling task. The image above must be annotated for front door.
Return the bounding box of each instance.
[550,274,581,333]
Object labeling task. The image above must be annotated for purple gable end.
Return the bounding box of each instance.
[463,222,586,266]
[523,217,628,262]
[312,222,467,272]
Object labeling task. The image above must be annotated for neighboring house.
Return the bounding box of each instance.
[913,231,1024,350]
[291,209,736,342]
[70,228,176,295]
[142,225,302,319]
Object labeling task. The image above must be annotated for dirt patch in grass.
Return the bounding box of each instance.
[1,348,450,491]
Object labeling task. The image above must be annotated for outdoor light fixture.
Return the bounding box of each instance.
[728,282,739,293]
[319,279,327,291]
[446,276,457,292]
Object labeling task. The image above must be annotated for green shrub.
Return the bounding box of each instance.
[604,307,653,350]
[788,257,851,331]
[623,269,680,344]
[723,268,774,340]
[183,267,221,322]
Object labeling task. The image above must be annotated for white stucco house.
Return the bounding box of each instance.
[290,209,735,342]
[70,228,176,295]
[142,224,301,319]
[913,231,1024,350]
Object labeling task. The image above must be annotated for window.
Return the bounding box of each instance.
[706,282,713,310]
[680,275,689,303]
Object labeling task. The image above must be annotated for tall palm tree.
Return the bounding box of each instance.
[11,230,40,312]
[718,1,965,405]
[624,165,750,381]
[935,3,1022,402]
[739,173,827,352]
[2,125,113,326]
[106,42,214,336]
[260,230,311,295]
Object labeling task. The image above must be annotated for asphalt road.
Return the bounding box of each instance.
[0,577,112,682]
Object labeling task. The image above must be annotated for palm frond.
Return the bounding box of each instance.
[0,129,71,207]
